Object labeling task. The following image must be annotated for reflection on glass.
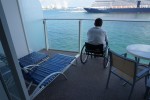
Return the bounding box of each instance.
[0,42,21,100]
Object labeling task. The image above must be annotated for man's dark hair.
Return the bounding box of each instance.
[94,18,103,27]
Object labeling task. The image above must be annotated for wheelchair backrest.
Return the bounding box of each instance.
[85,42,103,54]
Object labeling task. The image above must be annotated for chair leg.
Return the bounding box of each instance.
[147,92,150,100]
[103,53,110,68]
[135,57,140,63]
[144,87,150,99]
[128,84,135,100]
[61,73,67,80]
[103,57,106,68]
[106,69,111,89]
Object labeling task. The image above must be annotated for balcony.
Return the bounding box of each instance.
[1,1,150,100]
[29,19,149,100]
[41,19,150,61]
[34,50,145,100]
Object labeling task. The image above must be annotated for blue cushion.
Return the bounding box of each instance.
[29,54,75,85]
[19,52,48,67]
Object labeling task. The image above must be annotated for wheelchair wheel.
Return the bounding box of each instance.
[80,45,89,64]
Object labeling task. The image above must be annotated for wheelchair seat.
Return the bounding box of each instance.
[80,42,109,68]
[85,42,104,56]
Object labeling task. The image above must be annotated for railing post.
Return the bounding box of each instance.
[78,20,82,53]
[43,20,49,51]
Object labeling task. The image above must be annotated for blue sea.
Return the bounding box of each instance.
[43,9,150,61]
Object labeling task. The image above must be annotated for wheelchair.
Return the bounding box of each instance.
[80,42,109,68]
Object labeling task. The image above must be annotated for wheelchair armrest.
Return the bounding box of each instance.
[103,45,109,52]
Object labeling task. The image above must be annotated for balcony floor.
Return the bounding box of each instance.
[34,49,146,100]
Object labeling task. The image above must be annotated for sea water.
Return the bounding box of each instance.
[43,9,150,61]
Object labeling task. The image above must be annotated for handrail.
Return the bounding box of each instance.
[43,18,150,22]
[43,18,150,53]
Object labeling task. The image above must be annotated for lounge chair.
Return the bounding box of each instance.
[19,52,77,99]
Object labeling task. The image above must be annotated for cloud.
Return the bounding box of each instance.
[39,0,94,7]
[39,0,69,8]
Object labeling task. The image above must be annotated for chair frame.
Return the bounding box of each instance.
[19,52,77,99]
[144,73,150,100]
[80,42,109,68]
[106,50,150,100]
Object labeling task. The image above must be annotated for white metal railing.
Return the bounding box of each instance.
[78,20,81,53]
[43,19,85,53]
[43,20,49,50]
[43,19,150,53]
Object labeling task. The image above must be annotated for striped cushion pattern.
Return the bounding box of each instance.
[19,52,48,67]
[29,54,75,86]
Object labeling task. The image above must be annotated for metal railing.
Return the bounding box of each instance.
[43,19,86,53]
[43,18,150,54]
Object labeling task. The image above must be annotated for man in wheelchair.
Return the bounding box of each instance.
[87,18,108,49]
[80,18,109,68]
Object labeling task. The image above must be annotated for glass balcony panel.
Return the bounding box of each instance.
[104,21,150,53]
[0,42,21,100]
[82,20,150,52]
[46,20,79,52]
[45,19,150,64]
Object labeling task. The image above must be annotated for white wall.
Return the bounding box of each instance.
[18,0,45,53]
[1,0,29,58]
[1,0,45,58]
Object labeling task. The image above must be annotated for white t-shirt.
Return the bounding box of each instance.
[87,26,108,48]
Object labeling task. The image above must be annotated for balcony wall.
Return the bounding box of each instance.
[18,0,45,56]
[0,0,28,58]
[1,0,45,58]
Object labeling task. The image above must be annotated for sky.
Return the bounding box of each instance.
[39,0,150,8]
[39,0,95,7]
